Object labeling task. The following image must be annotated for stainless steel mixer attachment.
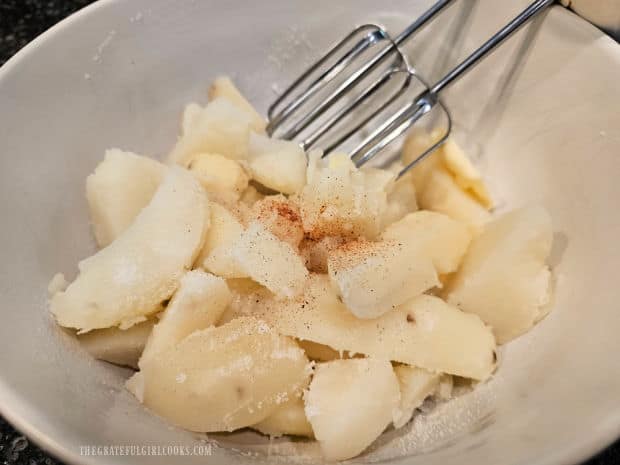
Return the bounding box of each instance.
[267,0,554,177]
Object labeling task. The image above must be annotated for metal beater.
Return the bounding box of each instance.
[267,0,555,177]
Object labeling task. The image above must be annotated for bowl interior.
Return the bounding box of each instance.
[0,1,619,464]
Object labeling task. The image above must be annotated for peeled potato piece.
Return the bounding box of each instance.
[139,270,231,366]
[252,396,313,438]
[444,206,553,344]
[327,239,438,319]
[139,317,310,432]
[187,152,249,200]
[441,139,492,208]
[86,149,165,247]
[232,221,309,298]
[402,131,492,207]
[51,167,209,332]
[402,128,445,190]
[246,133,307,195]
[392,365,440,429]
[200,203,245,257]
[299,152,392,240]
[232,275,496,380]
[168,97,254,166]
[249,195,304,250]
[382,210,472,275]
[305,358,400,461]
[79,319,154,369]
[402,131,492,233]
[199,203,248,278]
[419,169,491,234]
[208,76,266,133]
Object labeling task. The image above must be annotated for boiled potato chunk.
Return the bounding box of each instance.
[401,128,445,187]
[238,275,496,380]
[139,317,310,432]
[249,195,304,250]
[305,358,400,461]
[79,319,154,369]
[86,149,165,247]
[203,247,250,281]
[402,131,492,205]
[419,169,491,234]
[232,221,308,298]
[51,167,209,332]
[199,203,248,278]
[382,210,472,275]
[402,131,492,232]
[392,365,440,428]
[139,270,231,366]
[252,396,313,438]
[208,76,266,133]
[198,202,244,257]
[168,97,254,166]
[328,239,438,319]
[187,152,249,199]
[246,133,307,195]
[198,202,244,261]
[444,206,553,344]
[299,151,392,240]
[442,139,492,208]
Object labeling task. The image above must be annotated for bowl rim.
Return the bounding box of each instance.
[0,1,619,464]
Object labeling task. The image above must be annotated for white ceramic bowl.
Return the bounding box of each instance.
[0,1,619,464]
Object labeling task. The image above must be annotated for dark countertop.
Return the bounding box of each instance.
[0,1,618,464]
